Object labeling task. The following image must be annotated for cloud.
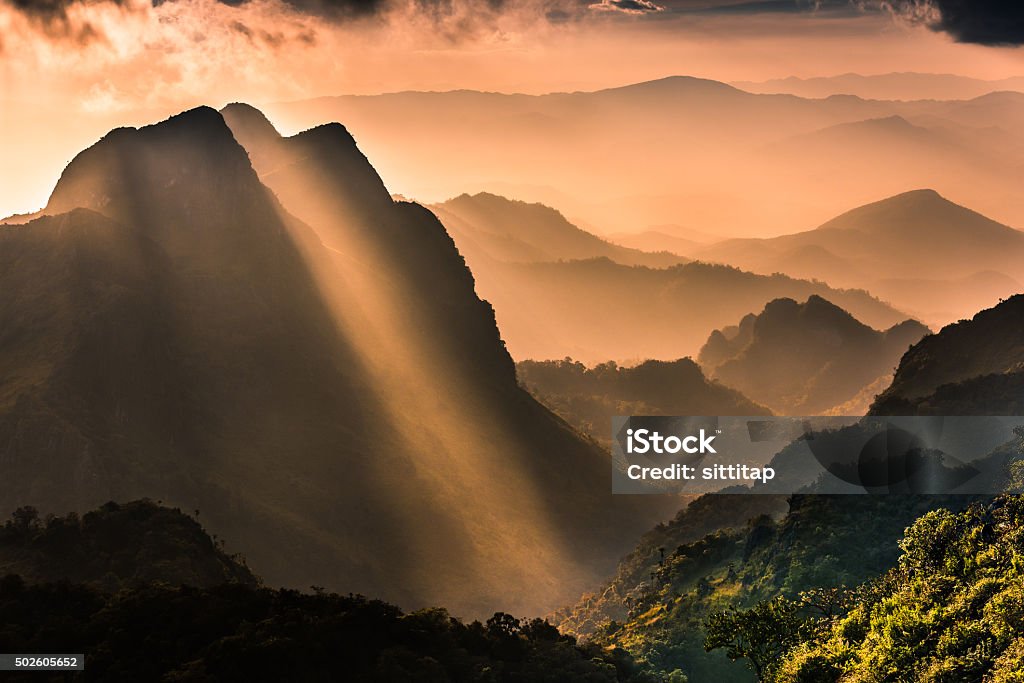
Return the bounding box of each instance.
[880,0,1024,46]
[3,0,141,42]
[588,0,662,14]
[223,0,383,19]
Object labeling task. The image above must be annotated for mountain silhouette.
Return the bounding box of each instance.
[696,190,1024,326]
[0,105,673,618]
[431,192,683,268]
[698,296,929,415]
[871,294,1024,415]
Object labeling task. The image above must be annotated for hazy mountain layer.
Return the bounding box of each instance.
[732,72,1024,101]
[695,190,1024,327]
[698,296,929,415]
[432,192,684,268]
[0,105,673,618]
[464,253,908,362]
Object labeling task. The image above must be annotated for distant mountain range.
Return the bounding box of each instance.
[698,296,928,415]
[265,76,1024,237]
[732,72,1024,101]
[695,190,1024,327]
[0,104,673,618]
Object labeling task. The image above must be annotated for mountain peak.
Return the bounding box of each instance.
[44,106,276,256]
[815,188,1019,242]
[221,102,281,143]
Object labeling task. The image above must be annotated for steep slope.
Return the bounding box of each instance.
[871,294,1024,415]
[0,500,257,590]
[516,358,770,446]
[0,105,671,618]
[697,296,929,414]
[696,190,1024,326]
[431,192,683,268]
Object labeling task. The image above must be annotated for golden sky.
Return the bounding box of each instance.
[2,0,1022,217]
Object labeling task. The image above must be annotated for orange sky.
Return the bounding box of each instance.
[2,0,1022,218]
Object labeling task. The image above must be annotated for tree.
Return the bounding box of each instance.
[704,597,803,681]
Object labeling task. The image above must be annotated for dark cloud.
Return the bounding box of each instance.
[589,0,663,14]
[887,0,1024,46]
[3,0,133,42]
[204,0,382,18]
[655,0,857,15]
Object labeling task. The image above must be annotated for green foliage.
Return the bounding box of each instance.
[574,494,974,682]
[768,496,1024,682]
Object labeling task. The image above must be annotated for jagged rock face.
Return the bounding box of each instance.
[0,105,671,618]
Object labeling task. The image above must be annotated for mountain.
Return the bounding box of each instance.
[0,104,673,618]
[516,358,770,446]
[732,72,1024,101]
[697,296,928,415]
[871,294,1024,416]
[263,78,1024,237]
[696,190,1024,327]
[431,193,683,267]
[0,500,257,591]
